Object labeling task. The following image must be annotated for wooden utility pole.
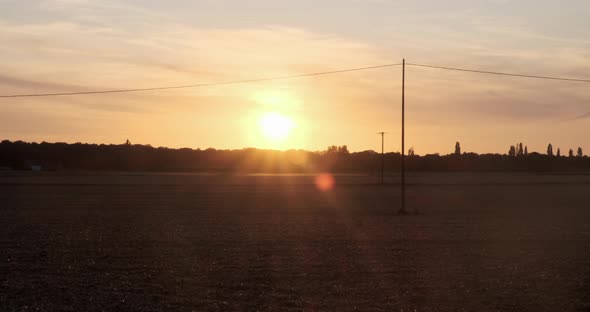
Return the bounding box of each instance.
[377,132,386,184]
[399,59,407,214]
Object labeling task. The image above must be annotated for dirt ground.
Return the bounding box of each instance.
[1,172,590,311]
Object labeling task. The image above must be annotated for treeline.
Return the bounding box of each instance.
[1,140,589,173]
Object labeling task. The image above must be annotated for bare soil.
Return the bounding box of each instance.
[1,172,590,311]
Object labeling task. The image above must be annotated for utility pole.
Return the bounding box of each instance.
[377,132,386,184]
[399,59,407,214]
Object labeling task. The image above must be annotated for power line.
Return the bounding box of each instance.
[2,60,590,99]
[0,63,402,98]
[406,63,590,83]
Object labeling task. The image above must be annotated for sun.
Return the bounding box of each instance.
[258,112,295,141]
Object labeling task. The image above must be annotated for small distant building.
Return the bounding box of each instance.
[25,160,43,171]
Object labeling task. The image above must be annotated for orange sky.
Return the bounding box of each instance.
[1,1,589,154]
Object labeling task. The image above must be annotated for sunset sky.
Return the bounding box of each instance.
[1,0,589,154]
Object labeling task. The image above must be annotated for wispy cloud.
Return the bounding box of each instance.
[0,73,82,91]
[572,112,590,120]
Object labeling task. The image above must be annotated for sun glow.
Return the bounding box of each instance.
[258,112,295,141]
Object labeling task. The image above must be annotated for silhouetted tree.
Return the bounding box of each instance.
[408,147,415,156]
[326,145,349,155]
[578,147,583,157]
[326,145,338,154]
[524,146,528,156]
[338,145,349,155]
[455,142,461,155]
[125,139,131,146]
[557,148,561,157]
[508,145,516,157]
[547,144,553,156]
[569,149,574,157]
[517,143,524,156]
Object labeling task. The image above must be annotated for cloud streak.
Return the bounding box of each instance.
[572,112,590,120]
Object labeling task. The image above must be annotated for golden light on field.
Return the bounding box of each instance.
[258,112,295,141]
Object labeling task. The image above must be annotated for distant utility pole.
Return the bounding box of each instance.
[399,59,407,215]
[377,132,387,184]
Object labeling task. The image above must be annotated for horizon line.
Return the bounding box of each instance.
[2,138,585,156]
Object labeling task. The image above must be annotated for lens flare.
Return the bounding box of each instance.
[315,173,335,192]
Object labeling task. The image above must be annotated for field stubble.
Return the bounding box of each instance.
[1,172,590,311]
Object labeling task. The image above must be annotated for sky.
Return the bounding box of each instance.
[1,0,589,154]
